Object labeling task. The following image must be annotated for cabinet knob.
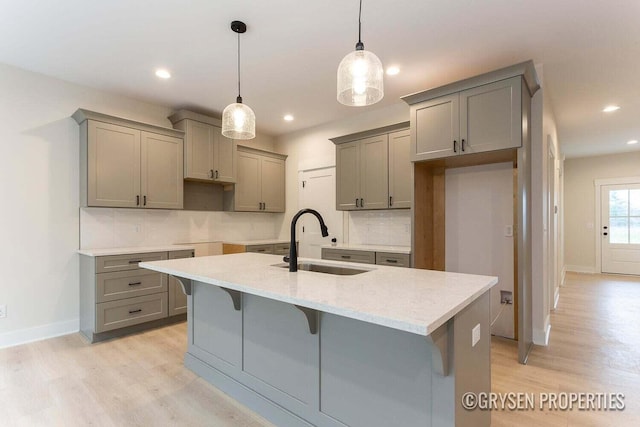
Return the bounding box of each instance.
[143,195,147,206]
[215,170,219,179]
[389,196,393,206]
[453,140,457,153]
[355,198,359,208]
[136,195,140,206]
[461,139,466,152]
[360,198,364,207]
[603,232,608,236]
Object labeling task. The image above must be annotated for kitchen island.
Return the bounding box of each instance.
[140,253,497,427]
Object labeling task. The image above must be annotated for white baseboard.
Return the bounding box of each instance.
[533,315,551,346]
[565,265,596,274]
[0,318,79,349]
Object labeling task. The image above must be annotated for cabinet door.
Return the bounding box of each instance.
[336,141,360,210]
[412,93,460,161]
[213,131,237,183]
[261,157,285,212]
[388,129,411,209]
[87,121,141,207]
[235,150,261,211]
[359,134,389,209]
[460,77,522,154]
[140,131,184,209]
[184,120,214,181]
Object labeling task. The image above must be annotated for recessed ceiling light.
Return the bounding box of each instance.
[155,69,171,79]
[386,66,400,76]
[284,114,294,122]
[602,105,620,113]
[627,140,638,145]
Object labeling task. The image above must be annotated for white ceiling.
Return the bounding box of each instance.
[1,0,638,158]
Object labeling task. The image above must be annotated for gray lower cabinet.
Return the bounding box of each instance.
[322,248,411,268]
[80,249,193,342]
[222,242,295,256]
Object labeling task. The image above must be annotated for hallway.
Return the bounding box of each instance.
[492,272,640,426]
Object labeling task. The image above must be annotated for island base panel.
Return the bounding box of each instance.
[186,281,491,427]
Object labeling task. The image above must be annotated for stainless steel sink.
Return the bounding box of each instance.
[272,262,370,276]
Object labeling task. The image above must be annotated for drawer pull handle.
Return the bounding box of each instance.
[257,249,266,252]
[128,282,142,286]
[128,260,142,264]
[341,255,351,259]
[386,259,398,263]
[128,309,142,314]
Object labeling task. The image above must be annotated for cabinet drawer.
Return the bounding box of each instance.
[273,243,291,255]
[376,252,411,268]
[321,248,375,264]
[96,252,167,273]
[246,244,275,254]
[96,293,168,333]
[169,249,195,259]
[96,270,167,303]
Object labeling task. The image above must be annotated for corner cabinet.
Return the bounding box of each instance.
[408,76,523,161]
[168,110,237,183]
[332,123,411,211]
[225,146,287,212]
[73,109,184,209]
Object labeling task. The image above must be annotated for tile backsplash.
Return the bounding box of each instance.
[348,210,411,247]
[80,207,281,249]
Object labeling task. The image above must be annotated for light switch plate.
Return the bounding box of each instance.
[472,323,481,347]
[504,225,513,237]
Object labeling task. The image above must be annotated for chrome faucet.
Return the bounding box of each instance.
[286,208,329,272]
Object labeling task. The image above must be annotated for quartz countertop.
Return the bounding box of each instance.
[223,239,291,246]
[78,245,195,257]
[140,253,496,336]
[321,243,411,254]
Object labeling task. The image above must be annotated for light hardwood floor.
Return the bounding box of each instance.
[1,272,639,426]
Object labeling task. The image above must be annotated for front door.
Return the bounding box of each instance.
[601,184,640,275]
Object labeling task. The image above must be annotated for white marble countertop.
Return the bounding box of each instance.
[140,253,496,336]
[223,239,292,246]
[78,245,195,257]
[321,243,411,254]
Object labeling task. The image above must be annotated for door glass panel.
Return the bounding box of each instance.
[610,217,628,244]
[631,218,640,244]
[630,189,640,216]
[609,190,629,217]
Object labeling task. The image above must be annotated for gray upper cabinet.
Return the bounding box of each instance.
[169,110,237,184]
[407,77,523,161]
[333,123,410,211]
[74,109,184,209]
[336,134,388,210]
[388,129,412,209]
[230,146,286,213]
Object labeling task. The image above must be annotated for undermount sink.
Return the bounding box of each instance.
[273,262,370,276]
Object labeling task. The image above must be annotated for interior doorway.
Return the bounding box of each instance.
[298,167,343,259]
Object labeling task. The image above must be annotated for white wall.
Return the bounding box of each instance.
[530,65,561,346]
[0,62,278,348]
[564,151,640,272]
[274,103,410,242]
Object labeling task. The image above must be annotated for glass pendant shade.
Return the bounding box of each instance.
[222,100,256,140]
[337,49,384,106]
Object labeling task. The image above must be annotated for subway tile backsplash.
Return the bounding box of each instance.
[348,210,411,247]
[80,208,281,249]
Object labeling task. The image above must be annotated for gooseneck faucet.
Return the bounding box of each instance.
[287,209,329,272]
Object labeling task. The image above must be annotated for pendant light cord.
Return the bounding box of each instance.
[237,32,242,102]
[356,0,364,50]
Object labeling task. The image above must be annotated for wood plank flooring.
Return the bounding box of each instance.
[1,272,639,426]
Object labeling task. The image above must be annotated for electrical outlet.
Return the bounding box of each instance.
[0,304,6,319]
[500,290,513,305]
[472,324,481,347]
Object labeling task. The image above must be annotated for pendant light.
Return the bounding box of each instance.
[222,20,256,140]
[337,0,384,106]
